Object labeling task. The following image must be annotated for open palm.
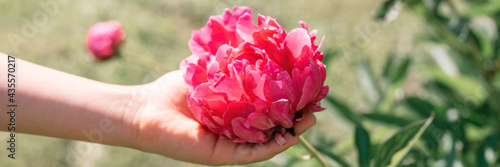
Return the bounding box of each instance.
[131,70,316,165]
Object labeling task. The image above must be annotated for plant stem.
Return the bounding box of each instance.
[299,135,331,167]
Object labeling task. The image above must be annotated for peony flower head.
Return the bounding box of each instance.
[181,6,328,145]
[86,21,126,61]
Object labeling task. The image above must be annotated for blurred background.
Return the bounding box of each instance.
[0,0,499,166]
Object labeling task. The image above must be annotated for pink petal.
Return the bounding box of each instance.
[284,28,311,59]
[236,13,258,43]
[211,73,243,101]
[190,83,228,114]
[183,63,208,92]
[299,21,308,31]
[232,6,253,19]
[262,74,294,103]
[253,29,277,46]
[246,110,275,130]
[189,28,213,57]
[316,59,327,83]
[231,117,270,143]
[223,102,255,125]
[189,104,224,134]
[268,99,294,128]
[257,14,266,26]
[302,103,326,112]
[221,8,235,25]
[212,115,224,126]
[293,46,314,70]
[315,86,329,102]
[210,20,239,49]
[296,63,322,110]
[243,71,265,100]
[206,61,220,80]
[253,98,267,111]
[203,117,222,133]
[214,44,232,73]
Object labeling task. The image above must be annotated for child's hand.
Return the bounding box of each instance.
[130,70,317,165]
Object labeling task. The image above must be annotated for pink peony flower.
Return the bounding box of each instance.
[86,21,126,61]
[180,6,328,145]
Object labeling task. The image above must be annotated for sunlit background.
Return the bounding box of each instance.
[1,0,499,166]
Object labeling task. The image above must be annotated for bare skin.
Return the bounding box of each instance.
[0,53,316,165]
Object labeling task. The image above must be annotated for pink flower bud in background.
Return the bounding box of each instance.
[85,21,126,61]
[181,6,328,145]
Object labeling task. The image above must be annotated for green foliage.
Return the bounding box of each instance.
[476,133,500,167]
[310,0,500,166]
[404,97,435,118]
[373,115,434,167]
[355,124,371,167]
[375,0,404,21]
[325,95,360,124]
[358,60,382,104]
[390,57,411,85]
[362,113,414,127]
[316,147,351,167]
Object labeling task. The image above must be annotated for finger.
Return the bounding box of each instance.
[228,112,317,164]
[294,111,317,135]
[230,132,299,165]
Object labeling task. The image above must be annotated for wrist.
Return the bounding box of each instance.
[112,84,149,149]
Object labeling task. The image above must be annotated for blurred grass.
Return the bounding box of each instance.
[0,0,423,166]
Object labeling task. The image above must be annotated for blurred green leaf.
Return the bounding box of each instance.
[357,61,381,104]
[401,149,430,166]
[466,101,494,127]
[285,145,309,160]
[369,143,381,161]
[465,1,500,16]
[465,124,494,143]
[430,0,449,23]
[428,81,480,129]
[477,133,499,167]
[442,132,456,166]
[362,113,415,127]
[316,147,351,167]
[376,86,399,113]
[355,124,371,167]
[404,97,435,118]
[390,57,412,84]
[377,57,411,113]
[375,0,403,22]
[325,95,360,124]
[382,53,396,81]
[426,44,459,77]
[373,114,435,167]
[450,121,466,143]
[448,17,469,37]
[417,65,487,105]
[495,34,500,60]
[322,49,340,66]
[469,19,496,60]
[470,30,494,60]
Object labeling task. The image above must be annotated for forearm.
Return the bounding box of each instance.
[0,53,142,148]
